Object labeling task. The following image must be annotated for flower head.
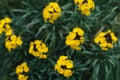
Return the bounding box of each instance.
[5,34,23,52]
[18,74,28,80]
[0,17,13,35]
[29,40,48,59]
[55,55,73,78]
[16,62,29,74]
[94,30,117,50]
[65,27,84,50]
[43,2,61,23]
[74,0,95,16]
[16,62,29,80]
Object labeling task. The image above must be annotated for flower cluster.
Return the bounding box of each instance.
[42,2,61,23]
[0,17,23,51]
[16,62,29,80]
[74,0,95,16]
[55,55,73,77]
[0,17,13,36]
[94,30,117,50]
[65,27,84,50]
[29,40,48,59]
[5,34,23,52]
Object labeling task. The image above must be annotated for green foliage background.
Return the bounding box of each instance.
[0,0,120,80]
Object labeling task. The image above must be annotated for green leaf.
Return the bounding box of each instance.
[94,64,100,75]
[11,9,27,13]
[92,59,99,68]
[61,3,72,10]
[48,58,55,66]
[108,58,116,67]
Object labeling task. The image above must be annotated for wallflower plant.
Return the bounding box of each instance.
[1,0,120,80]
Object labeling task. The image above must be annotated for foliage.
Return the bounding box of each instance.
[0,0,120,80]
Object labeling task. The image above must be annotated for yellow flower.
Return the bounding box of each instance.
[65,27,84,50]
[39,54,47,59]
[107,43,113,48]
[0,17,12,35]
[5,39,17,52]
[18,74,28,80]
[23,66,29,72]
[41,43,48,53]
[20,62,29,72]
[43,2,61,23]
[29,40,48,59]
[87,0,95,10]
[6,29,13,36]
[59,55,68,60]
[16,62,29,80]
[64,69,73,78]
[16,65,23,74]
[16,36,23,46]
[94,32,105,43]
[4,17,12,23]
[5,34,23,52]
[55,65,64,74]
[80,3,91,16]
[16,62,29,74]
[21,62,27,66]
[94,30,117,50]
[0,19,5,26]
[65,60,73,68]
[55,55,73,77]
[0,29,4,34]
[99,42,107,49]
[74,0,95,16]
[74,0,84,5]
[71,45,81,50]
[68,32,76,40]
[110,32,117,42]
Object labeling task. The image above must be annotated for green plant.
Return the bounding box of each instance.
[0,0,120,80]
